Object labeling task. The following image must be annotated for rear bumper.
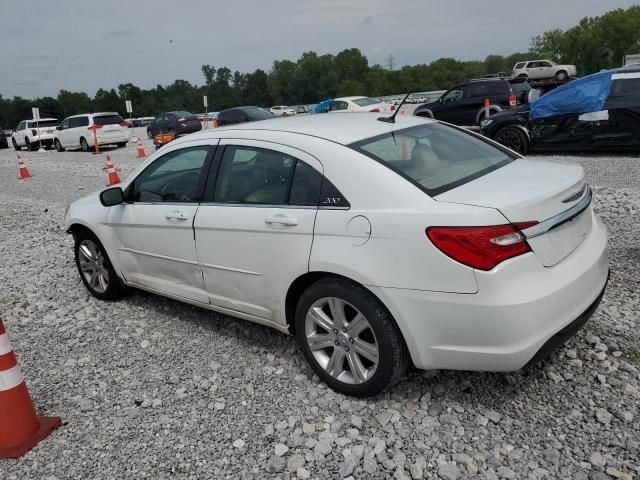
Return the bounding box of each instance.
[94,131,130,145]
[370,213,609,371]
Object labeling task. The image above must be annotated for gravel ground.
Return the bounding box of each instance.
[0,130,638,480]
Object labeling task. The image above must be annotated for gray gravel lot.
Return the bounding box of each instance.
[0,129,638,479]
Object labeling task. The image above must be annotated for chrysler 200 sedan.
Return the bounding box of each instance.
[64,113,609,397]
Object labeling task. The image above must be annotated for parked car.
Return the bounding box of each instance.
[481,67,640,154]
[0,126,8,148]
[12,118,59,151]
[270,105,297,116]
[65,112,608,397]
[296,105,307,114]
[512,60,577,81]
[216,106,273,126]
[137,116,155,127]
[147,111,202,139]
[329,96,395,113]
[54,113,130,152]
[414,78,516,126]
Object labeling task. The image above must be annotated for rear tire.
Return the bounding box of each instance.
[12,138,21,151]
[26,138,37,151]
[74,230,127,301]
[117,142,127,148]
[80,137,90,152]
[555,70,568,81]
[494,126,529,155]
[54,139,65,152]
[295,277,408,397]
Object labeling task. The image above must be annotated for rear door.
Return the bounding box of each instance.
[193,140,322,325]
[107,141,216,302]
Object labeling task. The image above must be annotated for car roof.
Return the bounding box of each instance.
[335,96,377,102]
[180,112,433,145]
[66,112,118,118]
[26,117,58,121]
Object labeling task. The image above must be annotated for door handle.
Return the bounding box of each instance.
[265,215,298,226]
[166,211,189,221]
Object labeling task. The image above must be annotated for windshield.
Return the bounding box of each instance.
[28,120,58,128]
[352,97,380,107]
[175,111,196,118]
[349,123,514,196]
[93,114,124,126]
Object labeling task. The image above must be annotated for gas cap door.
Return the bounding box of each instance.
[346,215,372,246]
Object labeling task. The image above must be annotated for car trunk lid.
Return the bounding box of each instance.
[435,159,592,266]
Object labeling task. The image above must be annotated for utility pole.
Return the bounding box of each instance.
[386,54,395,71]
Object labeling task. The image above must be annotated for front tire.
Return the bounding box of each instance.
[12,138,21,151]
[74,230,127,300]
[54,139,65,152]
[494,126,529,155]
[295,277,408,397]
[80,137,90,152]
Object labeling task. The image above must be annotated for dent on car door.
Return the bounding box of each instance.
[530,113,587,149]
[106,142,217,302]
[193,141,323,326]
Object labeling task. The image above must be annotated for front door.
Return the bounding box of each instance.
[194,140,323,324]
[106,141,216,302]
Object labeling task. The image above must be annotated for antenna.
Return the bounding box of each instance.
[377,92,411,124]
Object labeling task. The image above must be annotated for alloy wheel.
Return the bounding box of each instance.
[304,297,379,384]
[78,239,109,293]
[496,128,524,153]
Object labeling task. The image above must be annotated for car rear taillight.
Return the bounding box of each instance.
[119,121,128,127]
[509,94,517,107]
[31,129,37,136]
[369,108,380,113]
[390,105,396,111]
[88,124,103,130]
[426,223,537,271]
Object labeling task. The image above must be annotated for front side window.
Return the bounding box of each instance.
[211,146,327,207]
[129,146,209,203]
[329,101,348,111]
[442,88,463,103]
[349,123,514,197]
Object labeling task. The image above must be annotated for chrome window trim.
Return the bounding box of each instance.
[521,185,592,239]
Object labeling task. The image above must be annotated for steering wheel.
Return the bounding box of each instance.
[173,172,200,202]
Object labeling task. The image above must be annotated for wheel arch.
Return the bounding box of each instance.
[414,108,434,119]
[475,105,502,124]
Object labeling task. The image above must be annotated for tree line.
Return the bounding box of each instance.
[1,6,638,129]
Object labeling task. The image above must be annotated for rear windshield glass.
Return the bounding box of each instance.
[352,97,380,107]
[243,107,273,118]
[93,115,124,126]
[349,123,514,196]
[28,120,58,128]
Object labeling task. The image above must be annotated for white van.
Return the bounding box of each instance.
[54,112,131,152]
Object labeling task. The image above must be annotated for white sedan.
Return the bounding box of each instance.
[65,113,609,396]
[270,106,296,116]
[329,96,395,113]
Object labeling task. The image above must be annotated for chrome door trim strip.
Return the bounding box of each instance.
[521,185,592,239]
[199,262,262,276]
[118,247,199,265]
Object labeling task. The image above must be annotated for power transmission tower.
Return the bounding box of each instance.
[386,54,395,71]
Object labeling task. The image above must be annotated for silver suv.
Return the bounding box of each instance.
[512,60,577,81]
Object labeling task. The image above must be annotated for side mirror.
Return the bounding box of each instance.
[100,187,124,207]
[439,97,444,104]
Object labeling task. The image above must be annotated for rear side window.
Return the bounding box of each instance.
[352,97,379,107]
[349,123,514,197]
[69,117,89,128]
[514,62,526,69]
[94,114,124,126]
[466,82,509,97]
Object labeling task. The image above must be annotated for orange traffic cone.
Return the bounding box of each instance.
[0,319,62,458]
[136,138,146,158]
[106,155,121,186]
[17,155,32,180]
[213,117,219,128]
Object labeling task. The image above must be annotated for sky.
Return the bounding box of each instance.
[0,0,636,98]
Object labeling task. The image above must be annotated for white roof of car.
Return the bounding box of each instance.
[186,112,433,145]
[27,118,57,122]
[336,96,379,102]
[67,112,119,118]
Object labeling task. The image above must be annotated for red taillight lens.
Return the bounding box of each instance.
[88,124,103,130]
[31,129,37,136]
[426,224,535,271]
[369,108,380,113]
[119,121,128,127]
[509,95,517,106]
[390,105,396,111]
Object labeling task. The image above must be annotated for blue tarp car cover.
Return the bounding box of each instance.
[310,99,334,114]
[530,70,613,119]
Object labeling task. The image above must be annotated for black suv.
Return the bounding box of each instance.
[414,78,516,126]
[147,111,201,138]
